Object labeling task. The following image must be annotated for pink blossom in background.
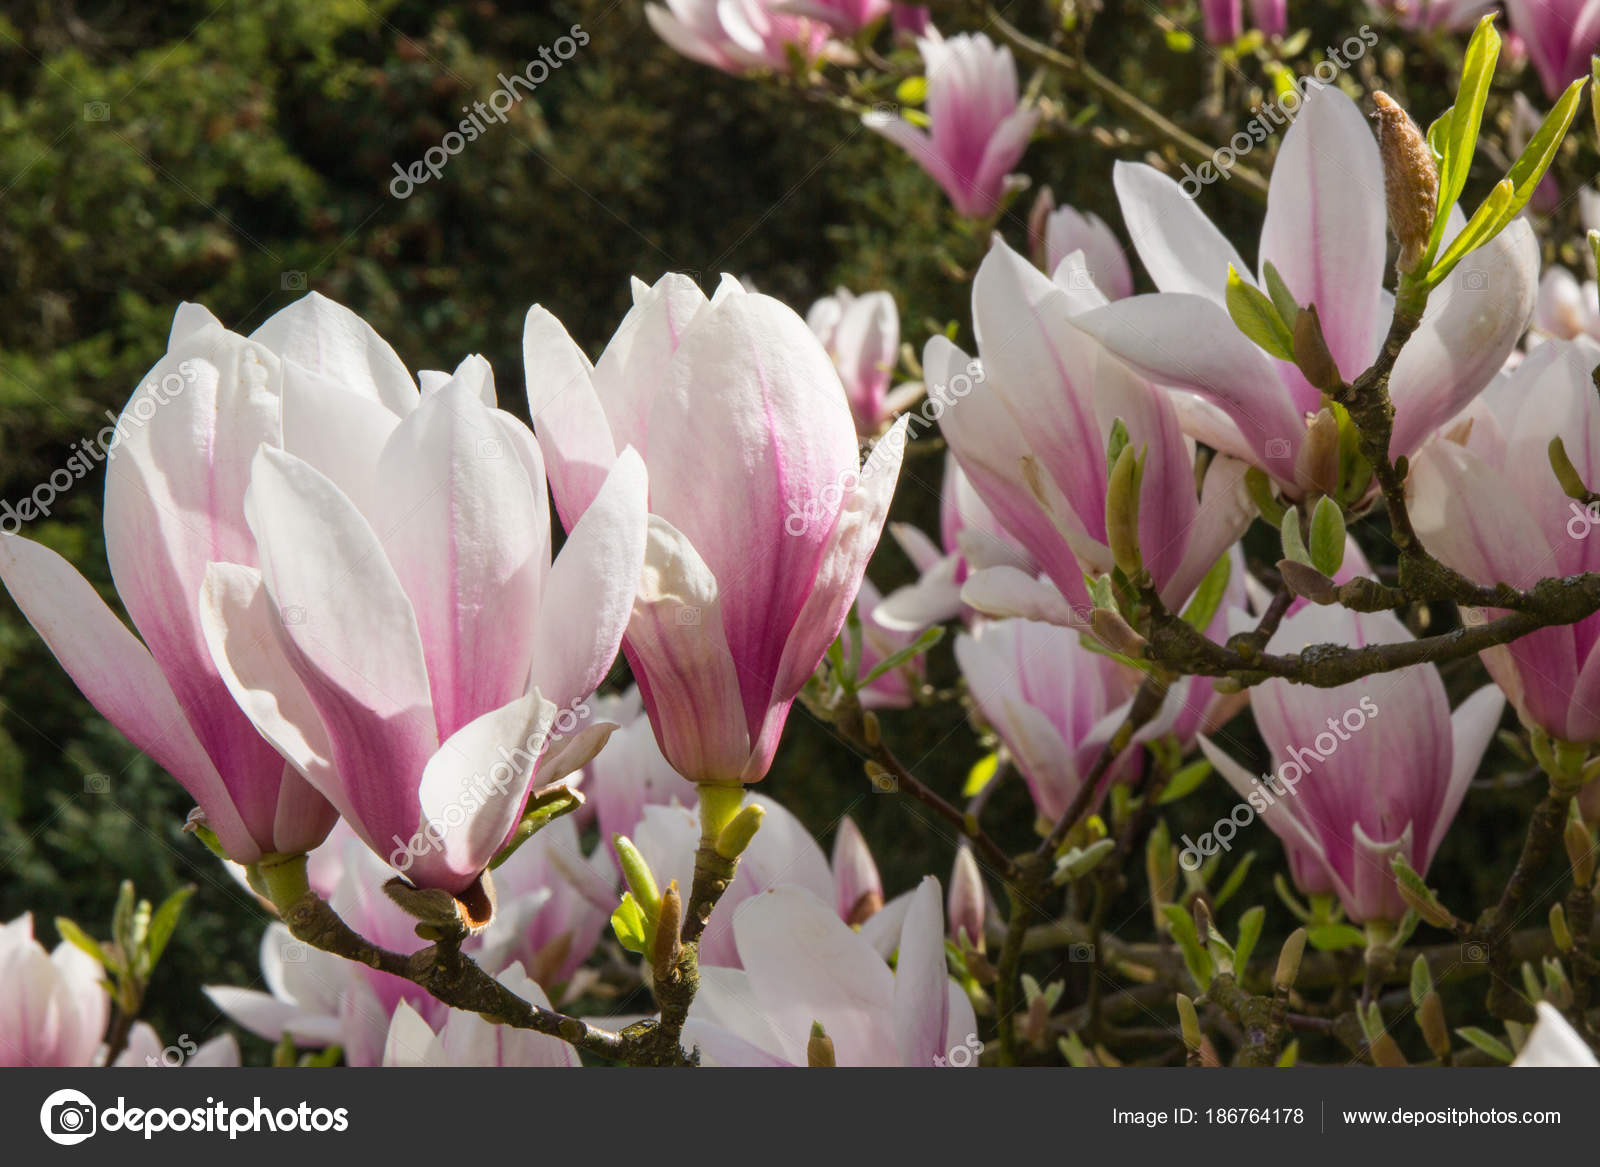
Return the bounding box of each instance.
[1505,0,1600,99]
[646,0,832,74]
[0,914,107,1067]
[864,33,1038,218]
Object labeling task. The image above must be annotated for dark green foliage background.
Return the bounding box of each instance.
[0,0,1574,1057]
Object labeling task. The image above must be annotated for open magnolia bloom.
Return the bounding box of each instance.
[682,878,977,1066]
[382,964,579,1068]
[807,287,919,435]
[930,238,1254,627]
[114,1025,239,1068]
[863,32,1038,219]
[0,913,107,1067]
[525,275,905,785]
[1200,605,1503,923]
[1513,1002,1600,1066]
[1505,0,1600,100]
[1074,84,1538,497]
[1412,339,1600,744]
[199,301,649,896]
[0,301,339,865]
[646,0,832,74]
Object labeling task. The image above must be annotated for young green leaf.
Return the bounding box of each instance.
[1430,14,1501,258]
[1308,496,1347,576]
[1261,260,1300,330]
[1179,553,1232,632]
[1225,265,1295,361]
[1233,905,1265,975]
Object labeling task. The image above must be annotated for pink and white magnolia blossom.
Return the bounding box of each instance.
[1532,267,1600,343]
[1513,1002,1600,1066]
[854,576,922,709]
[525,275,906,786]
[1076,85,1539,497]
[0,301,341,865]
[632,794,906,968]
[646,0,832,74]
[1249,0,1290,36]
[1372,0,1497,32]
[572,687,694,850]
[682,878,978,1066]
[382,964,579,1067]
[778,0,891,35]
[207,834,440,1066]
[1201,0,1244,43]
[890,3,931,37]
[930,238,1254,628]
[864,33,1038,218]
[1505,0,1600,99]
[1200,605,1503,923]
[0,913,107,1067]
[198,301,649,894]
[1411,339,1600,744]
[115,1025,240,1067]
[874,453,1037,634]
[955,618,1144,823]
[1028,188,1134,301]
[807,287,919,434]
[833,814,885,923]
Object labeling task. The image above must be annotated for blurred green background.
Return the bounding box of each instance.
[0,0,1581,1058]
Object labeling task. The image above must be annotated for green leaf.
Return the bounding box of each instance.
[1426,106,1453,166]
[1280,509,1311,567]
[1180,553,1232,633]
[141,885,195,975]
[1225,265,1295,361]
[1428,177,1514,284]
[610,894,648,955]
[1234,906,1265,976]
[858,625,941,687]
[1261,261,1299,330]
[1306,923,1367,951]
[1105,417,1130,476]
[1455,1026,1514,1063]
[613,836,661,923]
[1502,77,1585,219]
[1051,837,1117,884]
[1162,904,1214,992]
[1430,14,1500,258]
[54,917,113,972]
[962,751,1000,798]
[894,76,927,106]
[1158,759,1213,805]
[1410,954,1434,1007]
[1212,851,1256,910]
[1308,496,1346,576]
[1245,466,1287,525]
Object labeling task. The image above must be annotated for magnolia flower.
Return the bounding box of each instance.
[683,879,978,1065]
[1506,0,1600,100]
[1513,1002,1600,1066]
[874,453,1037,633]
[525,275,905,785]
[1200,605,1503,923]
[1412,340,1600,743]
[0,914,107,1067]
[1028,188,1134,301]
[200,314,648,895]
[573,687,694,849]
[1201,0,1243,42]
[473,816,617,996]
[854,576,922,709]
[1372,0,1497,32]
[806,287,918,433]
[382,964,578,1067]
[890,3,931,37]
[115,1025,239,1068]
[780,0,891,35]
[1076,85,1539,497]
[955,618,1143,822]
[1250,0,1289,36]
[0,302,339,864]
[1532,267,1600,342]
[832,815,884,923]
[864,33,1038,218]
[646,0,831,74]
[632,794,905,967]
[930,238,1254,628]
[947,846,985,950]
[207,836,439,1067]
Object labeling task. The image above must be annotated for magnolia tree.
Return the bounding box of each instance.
[8,3,1600,1070]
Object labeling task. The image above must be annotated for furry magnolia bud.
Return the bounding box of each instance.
[1373,92,1439,275]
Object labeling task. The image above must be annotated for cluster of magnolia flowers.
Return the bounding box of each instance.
[13,7,1600,1070]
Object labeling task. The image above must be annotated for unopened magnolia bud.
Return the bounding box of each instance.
[1028,185,1056,269]
[807,1021,836,1067]
[1106,443,1145,577]
[715,803,766,860]
[1369,1030,1408,1067]
[948,845,986,952]
[1278,559,1340,605]
[1300,406,1342,498]
[1275,927,1307,993]
[1293,307,1343,393]
[1090,607,1147,658]
[653,882,683,979]
[1373,91,1439,275]
[1176,993,1202,1050]
[1418,990,1450,1059]
[1550,902,1574,952]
